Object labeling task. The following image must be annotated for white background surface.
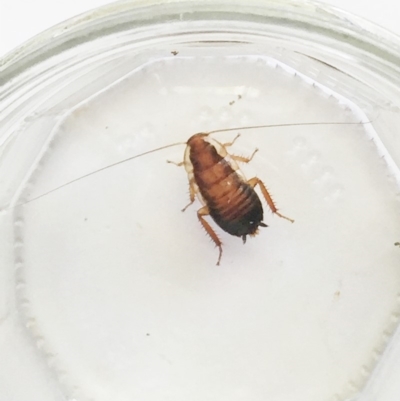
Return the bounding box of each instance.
[0,0,400,58]
[1,1,400,400]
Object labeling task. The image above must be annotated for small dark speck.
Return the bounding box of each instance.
[334,290,340,299]
[146,333,150,336]
[229,100,235,106]
[105,126,109,129]
[84,217,88,222]
[395,242,400,247]
[237,94,242,100]
[171,51,178,56]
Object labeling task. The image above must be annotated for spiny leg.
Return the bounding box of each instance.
[223,133,241,147]
[247,177,294,223]
[197,206,223,266]
[166,159,196,211]
[231,148,259,164]
[182,179,196,212]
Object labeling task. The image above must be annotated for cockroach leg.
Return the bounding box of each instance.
[182,179,196,212]
[167,160,185,167]
[231,148,259,164]
[182,198,195,212]
[223,133,241,147]
[197,206,223,265]
[247,177,294,223]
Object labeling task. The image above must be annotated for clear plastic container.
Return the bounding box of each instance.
[1,1,400,400]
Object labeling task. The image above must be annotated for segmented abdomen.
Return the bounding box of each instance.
[189,138,263,237]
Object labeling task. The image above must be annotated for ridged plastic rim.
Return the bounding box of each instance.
[1,0,400,85]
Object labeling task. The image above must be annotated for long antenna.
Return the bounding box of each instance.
[16,141,186,207]
[207,121,370,135]
[12,120,371,208]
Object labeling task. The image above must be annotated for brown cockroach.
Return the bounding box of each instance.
[167,130,293,265]
[18,121,366,265]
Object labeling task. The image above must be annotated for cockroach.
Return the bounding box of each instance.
[16,121,367,265]
[166,130,293,265]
